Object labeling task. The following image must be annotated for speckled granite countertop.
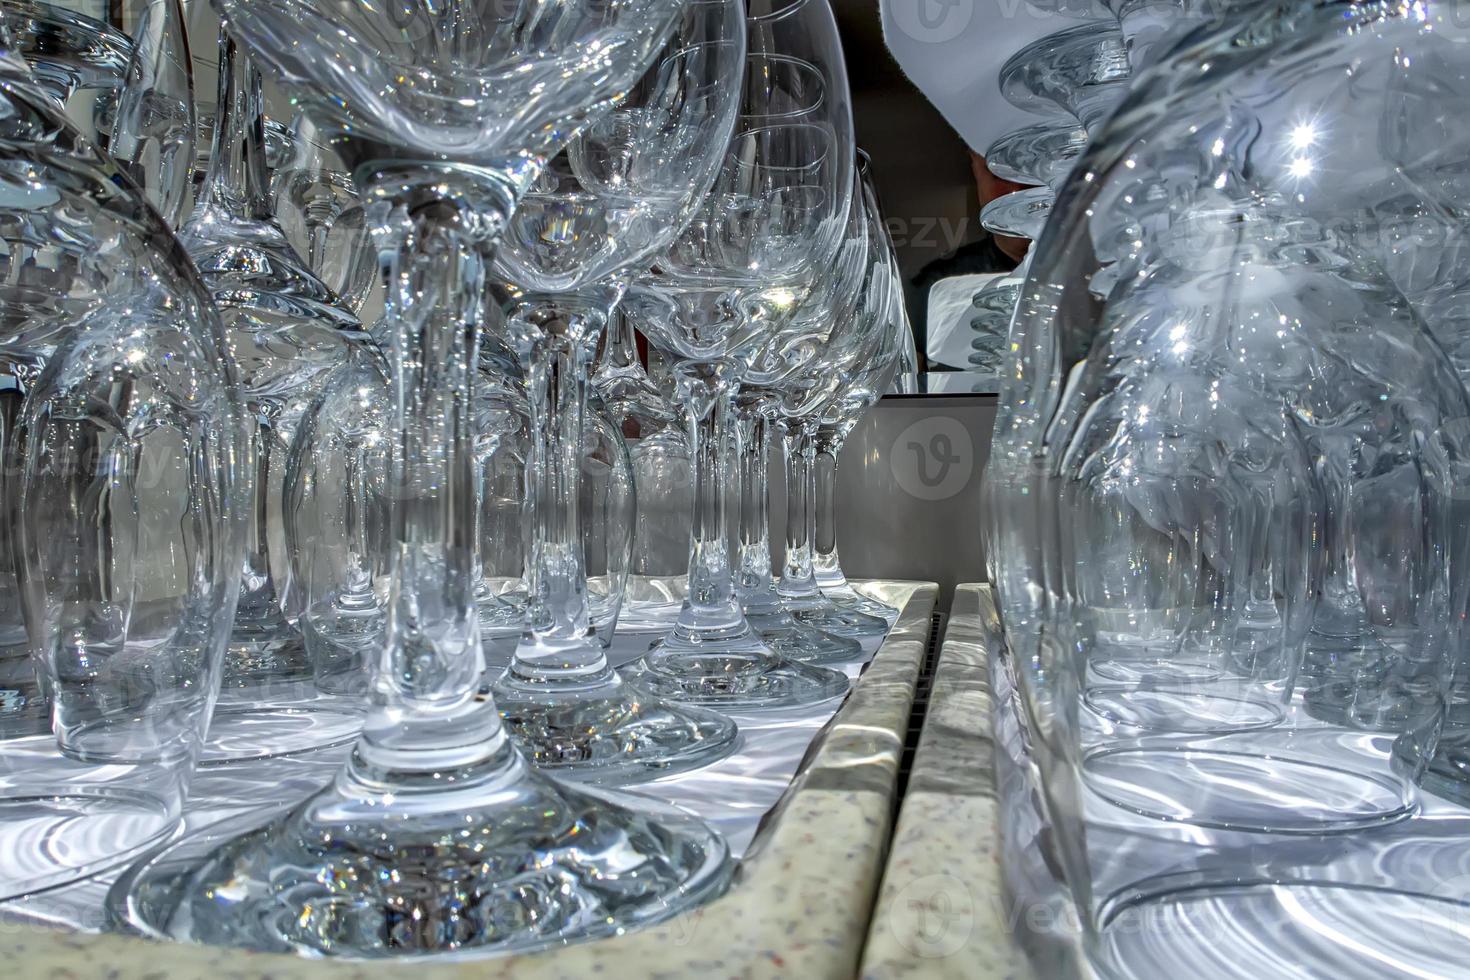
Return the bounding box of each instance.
[4,581,936,980]
[859,584,1036,980]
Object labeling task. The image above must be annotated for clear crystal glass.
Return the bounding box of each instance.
[111,0,731,956]
[594,311,692,634]
[808,172,907,620]
[621,0,855,708]
[994,4,1470,973]
[732,176,870,663]
[998,21,1132,136]
[271,114,376,314]
[775,166,900,636]
[0,29,245,900]
[483,0,746,780]
[181,28,367,765]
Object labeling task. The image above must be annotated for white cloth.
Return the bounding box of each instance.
[926,271,1009,369]
[880,0,1104,154]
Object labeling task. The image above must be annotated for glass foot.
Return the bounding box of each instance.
[0,671,48,739]
[1084,746,1415,833]
[1094,878,1470,980]
[206,626,365,765]
[0,780,179,902]
[1396,729,1470,806]
[492,671,738,783]
[629,623,848,709]
[789,600,888,639]
[199,698,365,766]
[110,749,732,958]
[1083,687,1284,735]
[747,609,862,664]
[825,588,899,621]
[224,624,312,683]
[619,598,686,634]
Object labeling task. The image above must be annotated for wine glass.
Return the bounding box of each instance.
[732,173,868,663]
[272,113,377,314]
[111,0,731,958]
[998,21,1132,137]
[4,0,196,228]
[0,21,246,900]
[621,0,855,708]
[594,311,692,634]
[776,170,901,634]
[481,0,745,780]
[810,171,909,620]
[181,27,369,766]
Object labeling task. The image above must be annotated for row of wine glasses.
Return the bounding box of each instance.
[0,0,916,962]
[989,0,1470,977]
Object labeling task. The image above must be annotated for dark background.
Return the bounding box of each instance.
[831,0,983,287]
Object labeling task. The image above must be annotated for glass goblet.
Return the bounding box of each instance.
[774,178,897,638]
[999,21,1132,136]
[594,311,692,635]
[620,0,855,708]
[485,0,745,781]
[272,113,376,314]
[111,0,731,957]
[809,189,909,620]
[181,27,367,765]
[732,175,869,663]
[0,32,245,900]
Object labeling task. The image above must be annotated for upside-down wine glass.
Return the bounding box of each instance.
[621,0,854,707]
[111,0,734,958]
[0,10,246,900]
[484,0,746,779]
[181,26,369,765]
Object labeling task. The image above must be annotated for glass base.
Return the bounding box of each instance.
[979,185,1053,240]
[787,599,888,639]
[824,587,899,622]
[619,598,686,634]
[1093,878,1470,980]
[200,698,365,767]
[1083,687,1284,734]
[0,668,49,740]
[630,620,848,709]
[207,626,365,765]
[492,669,738,783]
[746,609,862,664]
[110,750,732,958]
[0,784,179,902]
[225,620,313,683]
[1084,746,1415,833]
[1089,657,1223,685]
[1395,728,1470,806]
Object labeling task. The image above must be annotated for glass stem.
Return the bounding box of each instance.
[508,313,609,684]
[812,425,845,590]
[195,27,274,224]
[1316,434,1362,628]
[736,407,773,596]
[675,378,743,634]
[596,309,642,377]
[356,200,503,779]
[777,424,818,600]
[234,419,279,623]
